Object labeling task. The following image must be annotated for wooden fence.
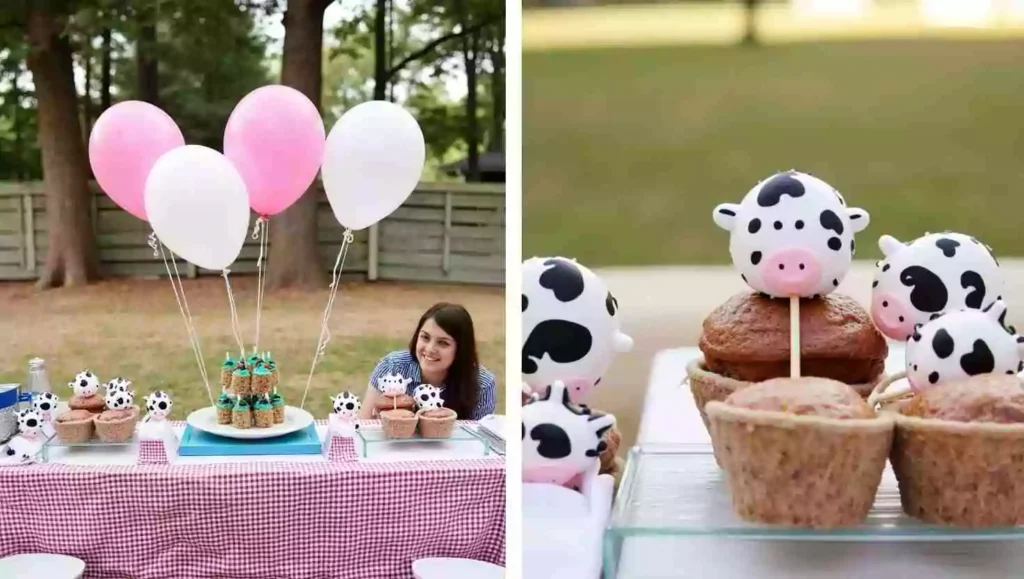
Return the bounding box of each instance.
[0,181,505,285]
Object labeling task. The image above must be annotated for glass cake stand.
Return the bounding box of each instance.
[40,434,137,463]
[355,423,490,458]
[603,444,1024,577]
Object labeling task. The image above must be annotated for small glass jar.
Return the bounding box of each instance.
[27,358,51,397]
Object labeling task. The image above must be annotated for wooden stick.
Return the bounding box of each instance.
[790,296,801,377]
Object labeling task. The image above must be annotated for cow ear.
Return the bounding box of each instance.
[984,299,1008,323]
[588,412,616,437]
[712,203,740,232]
[878,234,903,257]
[846,207,870,233]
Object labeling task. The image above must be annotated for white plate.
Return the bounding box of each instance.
[185,405,314,440]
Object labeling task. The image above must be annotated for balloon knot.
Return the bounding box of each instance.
[147,232,160,257]
[222,268,231,277]
[343,229,354,243]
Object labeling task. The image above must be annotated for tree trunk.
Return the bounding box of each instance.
[11,67,22,180]
[488,23,504,153]
[26,3,100,288]
[268,0,331,290]
[83,45,93,137]
[101,26,112,110]
[136,20,158,103]
[373,0,387,100]
[742,0,758,45]
[462,27,480,182]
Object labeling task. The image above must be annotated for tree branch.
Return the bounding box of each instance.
[385,14,499,82]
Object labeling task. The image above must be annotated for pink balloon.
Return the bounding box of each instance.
[89,101,185,221]
[224,85,326,216]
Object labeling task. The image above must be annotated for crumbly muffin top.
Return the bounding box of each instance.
[901,374,1024,423]
[725,377,876,419]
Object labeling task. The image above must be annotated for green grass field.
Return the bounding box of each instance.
[524,38,1024,266]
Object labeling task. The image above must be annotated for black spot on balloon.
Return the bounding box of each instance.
[717,207,736,217]
[819,209,844,236]
[960,270,986,309]
[935,237,960,257]
[530,424,572,459]
[932,328,955,359]
[828,237,842,251]
[741,274,747,283]
[751,251,762,265]
[522,320,593,375]
[748,218,761,234]
[756,173,805,207]
[606,292,618,316]
[795,220,804,230]
[900,266,948,313]
[773,221,782,230]
[522,295,528,312]
[882,264,890,272]
[960,340,995,376]
[872,280,878,288]
[832,279,839,287]
[538,258,584,302]
[928,371,939,384]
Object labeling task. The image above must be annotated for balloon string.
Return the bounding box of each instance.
[222,269,246,359]
[148,232,215,408]
[252,217,269,352]
[300,229,355,410]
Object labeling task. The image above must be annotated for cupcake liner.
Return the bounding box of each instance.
[890,412,1024,527]
[417,408,456,439]
[381,410,418,439]
[95,406,140,443]
[253,409,274,428]
[54,413,95,443]
[216,407,233,425]
[706,400,894,529]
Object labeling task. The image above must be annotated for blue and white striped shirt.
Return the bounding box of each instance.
[369,350,497,420]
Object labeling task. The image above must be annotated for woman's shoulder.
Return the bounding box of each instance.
[378,349,415,366]
[476,364,496,388]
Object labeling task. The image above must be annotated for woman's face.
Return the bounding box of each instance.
[416,318,457,377]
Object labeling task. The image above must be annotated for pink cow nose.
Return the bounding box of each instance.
[871,292,916,340]
[760,247,822,296]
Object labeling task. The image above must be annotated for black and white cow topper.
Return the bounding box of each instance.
[522,380,616,487]
[329,391,361,433]
[521,257,633,400]
[413,384,444,410]
[145,391,173,421]
[903,300,1024,393]
[713,170,870,299]
[871,232,1003,341]
[105,387,135,411]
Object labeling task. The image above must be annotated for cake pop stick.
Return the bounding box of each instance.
[712,170,870,378]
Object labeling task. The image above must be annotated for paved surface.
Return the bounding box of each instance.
[590,258,1024,450]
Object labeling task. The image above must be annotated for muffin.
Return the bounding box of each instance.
[381,409,417,439]
[887,374,1024,527]
[232,398,252,429]
[417,407,457,439]
[706,377,894,529]
[270,392,285,424]
[231,368,252,397]
[689,291,887,430]
[69,394,105,414]
[54,409,95,443]
[253,397,274,428]
[252,365,272,396]
[374,394,415,416]
[216,393,234,425]
[94,406,140,443]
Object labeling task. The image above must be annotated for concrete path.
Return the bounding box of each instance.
[587,258,1024,450]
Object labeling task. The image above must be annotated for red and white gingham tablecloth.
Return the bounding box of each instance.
[0,420,506,579]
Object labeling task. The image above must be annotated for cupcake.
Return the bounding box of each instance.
[54,409,95,443]
[231,368,252,397]
[381,409,417,439]
[689,292,887,431]
[232,398,252,429]
[270,392,285,424]
[374,394,416,416]
[216,393,234,425]
[68,393,105,414]
[706,377,894,529]
[253,397,274,428]
[252,365,272,396]
[95,406,141,442]
[417,407,457,439]
[888,374,1024,527]
[220,355,236,392]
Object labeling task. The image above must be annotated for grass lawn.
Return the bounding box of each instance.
[524,38,1024,266]
[0,278,505,420]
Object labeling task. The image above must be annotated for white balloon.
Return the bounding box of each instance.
[321,101,425,231]
[145,145,251,271]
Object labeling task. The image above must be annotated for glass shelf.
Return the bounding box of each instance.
[604,444,1024,577]
[41,434,137,462]
[355,423,490,458]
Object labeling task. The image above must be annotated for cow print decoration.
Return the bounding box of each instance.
[145,391,173,421]
[522,380,616,486]
[413,384,444,410]
[68,370,100,398]
[16,409,43,437]
[376,373,412,397]
[871,232,1004,341]
[905,299,1024,392]
[712,170,870,298]
[331,391,362,418]
[105,387,135,411]
[106,377,132,394]
[32,392,59,418]
[521,256,633,397]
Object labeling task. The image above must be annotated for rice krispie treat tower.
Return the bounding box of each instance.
[232,368,252,397]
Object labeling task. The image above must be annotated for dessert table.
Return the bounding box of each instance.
[612,345,1024,578]
[0,419,506,579]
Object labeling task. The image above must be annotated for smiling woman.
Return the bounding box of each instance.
[360,303,498,420]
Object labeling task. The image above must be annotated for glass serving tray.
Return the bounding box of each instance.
[604,444,1024,576]
[41,434,137,462]
[355,423,490,458]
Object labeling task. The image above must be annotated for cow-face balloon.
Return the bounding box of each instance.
[905,300,1024,392]
[521,257,633,396]
[871,232,1003,341]
[522,381,615,486]
[713,170,870,298]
